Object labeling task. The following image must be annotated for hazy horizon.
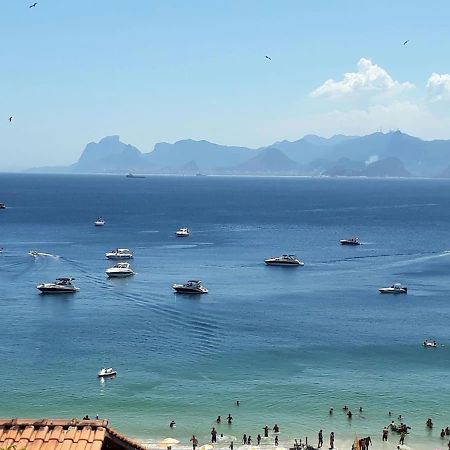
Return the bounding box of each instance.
[2,0,450,170]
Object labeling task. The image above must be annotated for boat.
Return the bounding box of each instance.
[97,367,117,378]
[423,339,438,348]
[29,250,53,257]
[0,203,6,209]
[340,237,360,245]
[36,277,79,294]
[378,283,407,294]
[126,173,145,179]
[94,217,105,226]
[105,248,133,259]
[106,262,135,278]
[173,280,208,294]
[176,227,190,237]
[264,254,304,266]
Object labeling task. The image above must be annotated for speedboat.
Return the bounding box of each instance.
[105,248,133,259]
[378,283,407,294]
[94,217,105,226]
[0,203,5,209]
[176,227,190,237]
[173,280,208,294]
[106,262,135,278]
[29,250,53,257]
[36,277,79,294]
[98,367,117,377]
[340,237,360,245]
[423,339,438,348]
[264,254,304,266]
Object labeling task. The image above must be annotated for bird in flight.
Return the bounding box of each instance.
[403,40,409,45]
[9,116,12,122]
[29,2,38,8]
[265,55,272,61]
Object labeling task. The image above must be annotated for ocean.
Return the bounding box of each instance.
[0,174,449,450]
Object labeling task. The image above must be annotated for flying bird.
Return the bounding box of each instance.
[29,2,38,8]
[403,40,409,45]
[265,55,272,61]
[9,116,12,122]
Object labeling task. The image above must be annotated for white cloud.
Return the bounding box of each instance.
[426,73,450,102]
[310,58,414,99]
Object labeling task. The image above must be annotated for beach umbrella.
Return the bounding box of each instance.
[159,438,180,449]
[199,445,214,450]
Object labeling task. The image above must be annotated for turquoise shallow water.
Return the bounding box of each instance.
[0,174,449,450]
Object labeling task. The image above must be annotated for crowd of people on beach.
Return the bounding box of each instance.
[165,402,450,450]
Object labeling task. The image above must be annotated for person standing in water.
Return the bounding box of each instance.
[229,443,234,450]
[243,434,247,445]
[190,436,198,450]
[263,425,269,437]
[275,436,279,447]
[227,414,233,424]
[330,432,335,449]
[257,435,261,445]
[211,427,217,443]
[273,424,280,433]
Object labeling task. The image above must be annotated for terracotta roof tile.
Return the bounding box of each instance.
[0,419,145,450]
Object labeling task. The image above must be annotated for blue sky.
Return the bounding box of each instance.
[2,0,450,169]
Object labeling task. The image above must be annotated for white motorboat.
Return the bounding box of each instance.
[94,217,105,226]
[29,250,53,257]
[98,367,117,377]
[264,254,304,266]
[36,277,79,294]
[105,248,133,259]
[378,283,408,294]
[340,237,360,246]
[176,227,190,237]
[106,262,135,278]
[173,280,208,294]
[423,340,438,348]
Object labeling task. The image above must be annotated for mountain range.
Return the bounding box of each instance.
[28,131,450,177]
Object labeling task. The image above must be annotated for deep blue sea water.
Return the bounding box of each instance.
[1,174,449,450]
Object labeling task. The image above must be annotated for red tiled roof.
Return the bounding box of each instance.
[0,419,146,450]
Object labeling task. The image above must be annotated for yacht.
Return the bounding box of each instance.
[264,254,304,266]
[126,173,145,179]
[340,237,360,246]
[378,283,407,294]
[94,217,105,226]
[176,227,190,237]
[173,280,208,294]
[423,340,438,348]
[36,277,79,294]
[106,262,135,278]
[105,248,133,259]
[98,367,117,378]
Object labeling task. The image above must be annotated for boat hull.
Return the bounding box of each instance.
[265,261,303,266]
[105,254,133,259]
[106,271,134,278]
[173,287,208,294]
[37,287,78,294]
[340,240,360,246]
[378,288,407,294]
